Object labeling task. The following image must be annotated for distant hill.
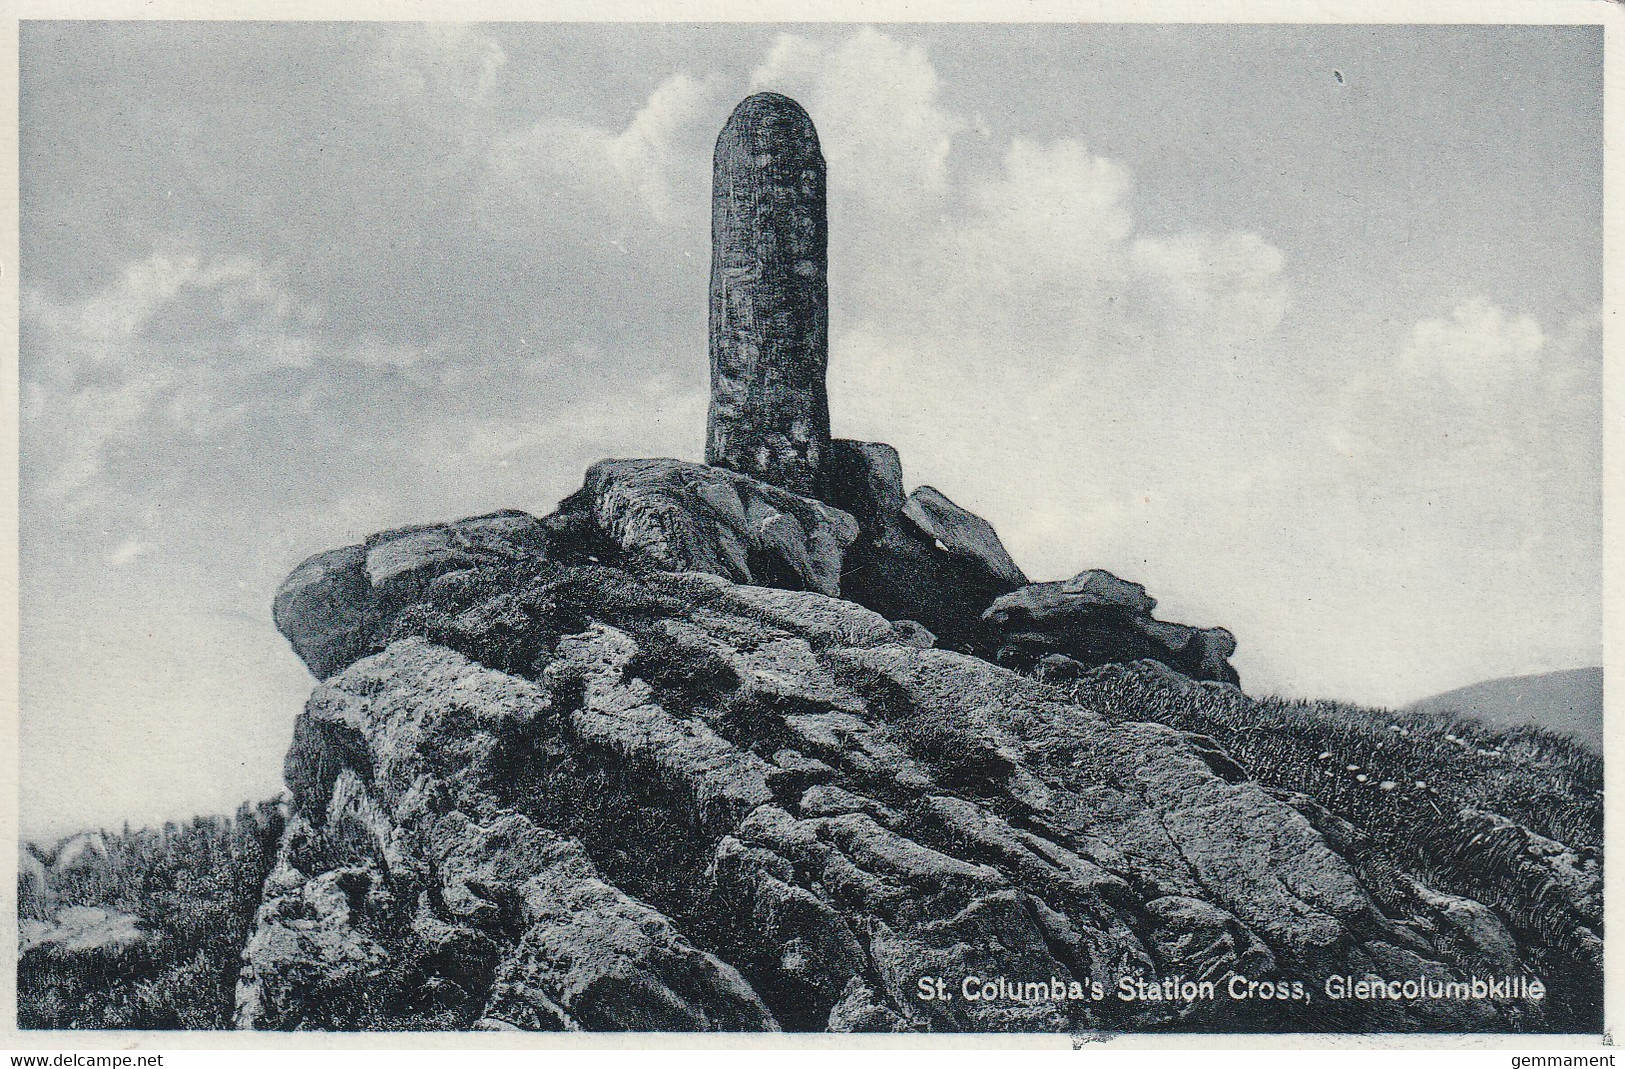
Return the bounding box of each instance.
[1409,667,1603,753]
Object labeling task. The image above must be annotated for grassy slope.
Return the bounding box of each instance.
[1065,660,1602,1031]
[1070,662,1600,853]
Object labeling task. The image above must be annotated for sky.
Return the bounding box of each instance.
[17,22,1603,839]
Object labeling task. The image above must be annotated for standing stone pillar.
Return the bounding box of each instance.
[706,92,830,498]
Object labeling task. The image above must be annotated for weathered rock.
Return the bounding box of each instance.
[890,619,936,649]
[984,569,1239,685]
[247,558,1553,1031]
[565,457,858,597]
[707,93,829,497]
[829,643,1381,977]
[823,440,1025,651]
[796,784,901,824]
[669,570,907,650]
[234,824,394,1029]
[244,80,1593,1032]
[821,441,1240,683]
[901,486,1027,588]
[273,511,556,679]
[823,439,905,536]
[273,545,374,679]
[1189,626,1240,682]
[722,804,1094,1032]
[239,638,776,1031]
[1032,653,1090,681]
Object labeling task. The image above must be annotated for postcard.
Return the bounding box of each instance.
[5,4,1614,1052]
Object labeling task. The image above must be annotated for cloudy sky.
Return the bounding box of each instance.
[18,22,1601,838]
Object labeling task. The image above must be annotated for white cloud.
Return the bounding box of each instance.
[1331,298,1586,476]
[20,248,448,506]
[751,28,959,219]
[375,24,508,111]
[1130,230,1288,340]
[745,30,1287,369]
[481,72,717,234]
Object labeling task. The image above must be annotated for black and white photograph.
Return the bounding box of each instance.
[9,13,1609,1044]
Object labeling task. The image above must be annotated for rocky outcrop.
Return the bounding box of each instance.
[983,570,1240,685]
[822,439,1029,652]
[273,446,1236,689]
[560,457,858,597]
[18,848,48,917]
[272,510,555,680]
[247,556,1549,1032]
[1429,808,1604,985]
[902,487,1026,589]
